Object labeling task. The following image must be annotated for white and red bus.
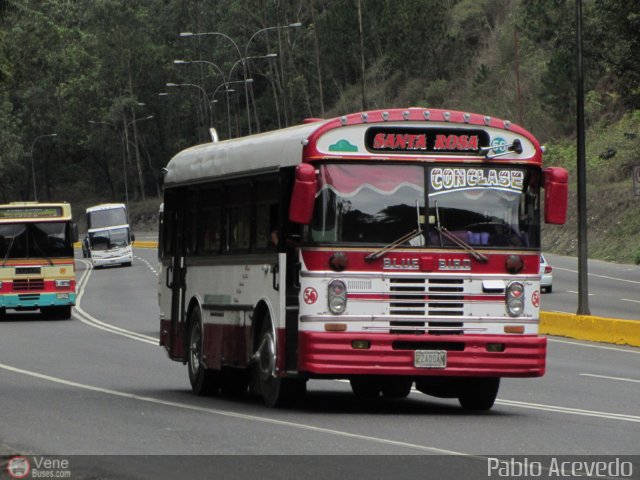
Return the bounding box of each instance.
[158,107,568,409]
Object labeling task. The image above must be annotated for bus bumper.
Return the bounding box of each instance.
[297,332,546,378]
[0,292,76,309]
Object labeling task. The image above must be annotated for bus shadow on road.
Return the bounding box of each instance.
[162,386,511,418]
[0,312,72,322]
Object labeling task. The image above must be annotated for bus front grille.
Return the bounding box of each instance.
[13,279,45,291]
[389,277,464,317]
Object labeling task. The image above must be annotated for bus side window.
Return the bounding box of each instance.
[186,188,198,256]
[225,183,251,253]
[198,187,222,255]
[255,179,279,250]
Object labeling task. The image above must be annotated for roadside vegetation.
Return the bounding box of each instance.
[0,0,639,262]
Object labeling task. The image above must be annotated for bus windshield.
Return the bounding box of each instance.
[89,227,130,250]
[0,222,74,259]
[309,163,540,249]
[88,208,127,229]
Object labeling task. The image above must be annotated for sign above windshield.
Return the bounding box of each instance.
[0,206,62,219]
[365,127,490,155]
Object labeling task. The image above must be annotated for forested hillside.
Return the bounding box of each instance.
[1,0,639,261]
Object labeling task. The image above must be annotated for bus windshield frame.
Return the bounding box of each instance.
[307,162,540,250]
[0,221,74,259]
[87,207,127,229]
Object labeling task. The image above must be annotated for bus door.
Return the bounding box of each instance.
[164,189,188,360]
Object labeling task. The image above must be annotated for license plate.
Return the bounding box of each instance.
[414,350,447,368]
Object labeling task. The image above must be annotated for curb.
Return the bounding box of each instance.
[133,241,158,248]
[540,312,640,347]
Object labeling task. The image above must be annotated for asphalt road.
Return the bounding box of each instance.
[542,253,640,320]
[0,248,638,479]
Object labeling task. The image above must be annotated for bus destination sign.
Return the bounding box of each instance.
[0,206,63,219]
[365,127,490,155]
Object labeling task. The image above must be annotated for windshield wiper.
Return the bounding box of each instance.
[364,229,423,263]
[434,201,488,264]
[32,238,54,266]
[2,236,15,267]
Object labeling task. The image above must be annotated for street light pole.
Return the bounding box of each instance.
[30,133,57,201]
[211,79,254,139]
[180,31,252,135]
[243,23,301,132]
[125,114,154,204]
[575,0,590,315]
[166,82,213,130]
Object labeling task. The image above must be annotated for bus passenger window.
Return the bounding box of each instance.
[255,180,279,250]
[198,187,221,255]
[225,183,251,252]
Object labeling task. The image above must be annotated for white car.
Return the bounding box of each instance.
[539,254,553,293]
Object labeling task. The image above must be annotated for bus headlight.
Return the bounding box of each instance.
[328,279,347,315]
[506,281,525,317]
[55,279,71,288]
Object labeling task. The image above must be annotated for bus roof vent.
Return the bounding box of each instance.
[484,116,492,125]
[361,113,368,122]
[423,110,431,121]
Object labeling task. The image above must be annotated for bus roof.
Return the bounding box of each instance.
[164,120,327,187]
[163,107,541,188]
[0,202,72,223]
[86,203,126,213]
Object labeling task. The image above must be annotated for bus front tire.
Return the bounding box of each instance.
[254,318,306,408]
[350,378,381,398]
[187,309,221,396]
[457,378,500,411]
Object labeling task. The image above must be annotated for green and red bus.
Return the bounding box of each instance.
[0,202,77,320]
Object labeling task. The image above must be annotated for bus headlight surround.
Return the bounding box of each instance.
[328,279,347,315]
[55,279,72,288]
[506,281,525,317]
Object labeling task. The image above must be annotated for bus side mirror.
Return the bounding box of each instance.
[289,163,317,224]
[72,223,79,243]
[543,167,569,224]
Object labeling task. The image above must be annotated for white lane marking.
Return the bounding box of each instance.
[621,298,640,304]
[548,338,640,354]
[494,399,640,423]
[566,290,594,296]
[580,373,640,384]
[555,266,640,285]
[0,362,466,456]
[135,255,159,277]
[74,259,157,345]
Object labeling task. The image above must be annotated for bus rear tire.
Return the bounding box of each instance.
[457,378,500,411]
[350,378,381,398]
[255,318,306,408]
[187,309,221,396]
